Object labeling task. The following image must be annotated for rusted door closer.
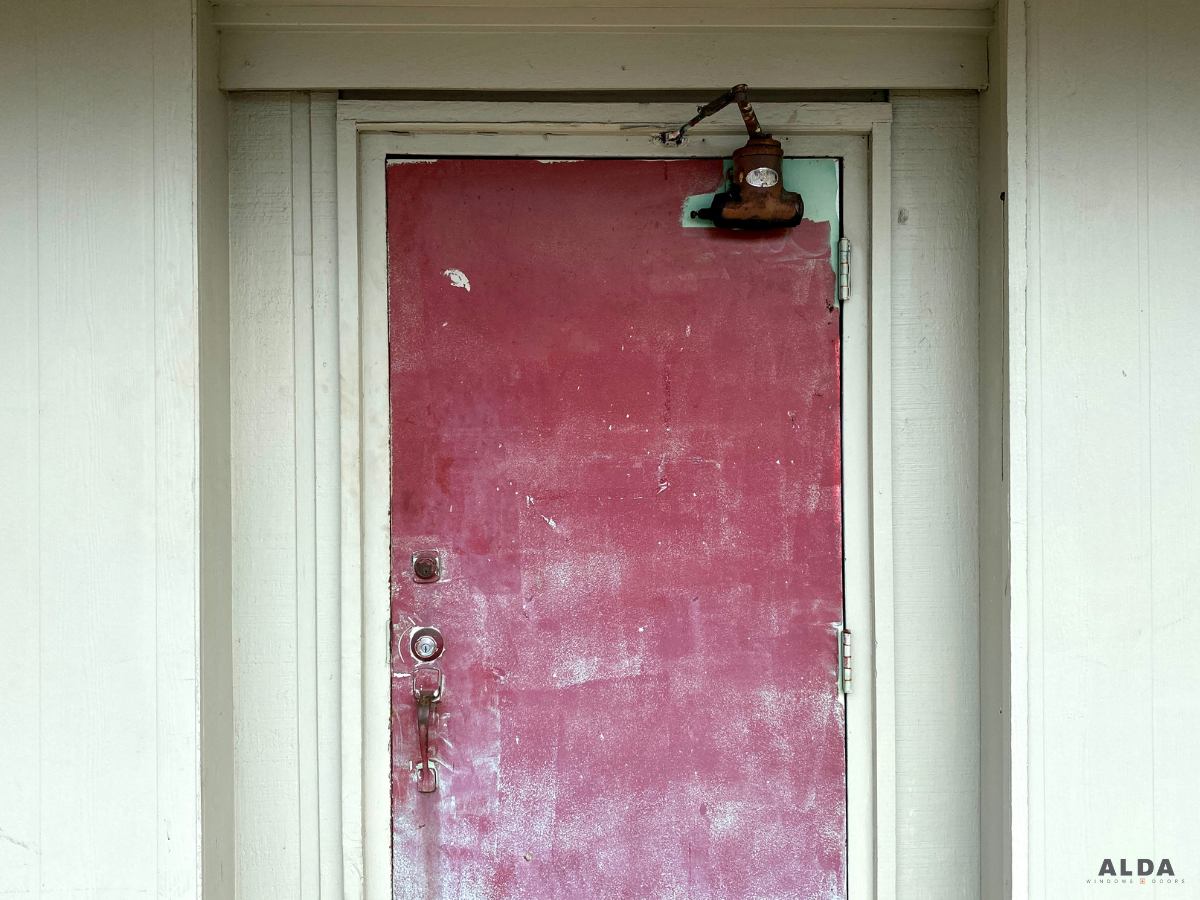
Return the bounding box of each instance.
[659,84,804,230]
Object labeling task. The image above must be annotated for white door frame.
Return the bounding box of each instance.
[333,99,896,899]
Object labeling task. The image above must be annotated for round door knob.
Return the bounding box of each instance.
[410,626,445,662]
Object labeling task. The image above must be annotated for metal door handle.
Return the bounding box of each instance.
[412,664,443,793]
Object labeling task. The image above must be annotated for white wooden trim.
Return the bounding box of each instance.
[355,133,395,900]
[332,99,894,899]
[840,129,881,900]
[215,5,991,31]
[339,99,891,134]
[1005,0,1030,893]
[309,90,346,899]
[335,109,367,898]
[216,12,987,91]
[230,94,308,896]
[229,92,348,897]
[290,92,322,900]
[867,119,897,897]
[886,93,981,892]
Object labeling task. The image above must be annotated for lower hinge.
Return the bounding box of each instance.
[837,237,851,305]
[837,626,853,695]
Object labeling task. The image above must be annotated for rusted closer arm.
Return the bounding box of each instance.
[658,84,764,146]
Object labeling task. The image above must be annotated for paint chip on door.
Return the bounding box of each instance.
[442,268,471,291]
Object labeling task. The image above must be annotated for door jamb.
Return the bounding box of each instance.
[333,99,895,899]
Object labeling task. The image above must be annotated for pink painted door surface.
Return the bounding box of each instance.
[388,158,845,900]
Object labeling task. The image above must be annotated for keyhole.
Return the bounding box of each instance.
[412,552,441,582]
[410,626,445,662]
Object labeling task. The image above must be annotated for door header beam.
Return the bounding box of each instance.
[215,6,990,92]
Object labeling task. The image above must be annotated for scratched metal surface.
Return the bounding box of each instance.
[388,158,845,900]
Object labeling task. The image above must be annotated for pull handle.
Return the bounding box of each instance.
[412,665,443,793]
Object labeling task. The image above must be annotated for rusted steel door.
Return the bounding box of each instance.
[388,157,846,899]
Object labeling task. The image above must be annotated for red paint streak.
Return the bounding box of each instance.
[388,159,845,899]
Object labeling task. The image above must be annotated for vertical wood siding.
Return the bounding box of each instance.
[1024,0,1200,893]
[0,0,206,895]
[230,94,302,897]
[890,91,982,898]
[229,91,343,899]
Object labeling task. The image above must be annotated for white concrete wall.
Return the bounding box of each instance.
[0,1,219,896]
[1016,0,1200,895]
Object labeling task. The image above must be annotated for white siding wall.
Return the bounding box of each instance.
[1021,0,1200,894]
[226,91,981,898]
[0,0,215,896]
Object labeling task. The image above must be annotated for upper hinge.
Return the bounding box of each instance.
[837,236,851,305]
[837,626,853,695]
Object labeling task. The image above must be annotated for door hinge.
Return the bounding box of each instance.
[837,237,851,305]
[837,626,853,695]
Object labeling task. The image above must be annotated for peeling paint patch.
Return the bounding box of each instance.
[680,158,843,272]
[442,268,471,291]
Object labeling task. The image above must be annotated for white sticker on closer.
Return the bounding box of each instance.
[745,167,780,188]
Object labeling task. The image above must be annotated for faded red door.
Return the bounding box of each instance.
[388,157,845,899]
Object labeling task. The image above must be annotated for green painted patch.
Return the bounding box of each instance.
[681,157,842,267]
[680,159,736,227]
